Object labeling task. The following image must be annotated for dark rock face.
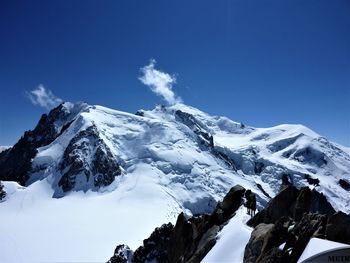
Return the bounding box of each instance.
[135,110,144,117]
[165,185,245,263]
[216,185,246,217]
[108,185,246,263]
[339,179,350,191]
[294,188,335,221]
[281,174,293,186]
[108,245,133,263]
[245,213,328,263]
[248,186,335,227]
[304,174,320,186]
[248,186,299,227]
[58,125,121,193]
[244,185,349,263]
[133,223,174,263]
[288,213,328,262]
[326,212,350,244]
[0,181,6,200]
[0,103,77,185]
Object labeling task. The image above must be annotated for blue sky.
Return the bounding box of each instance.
[0,0,349,146]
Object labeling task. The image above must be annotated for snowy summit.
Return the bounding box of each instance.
[0,101,349,262]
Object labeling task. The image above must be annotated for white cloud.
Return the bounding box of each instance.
[139,59,181,105]
[26,85,63,109]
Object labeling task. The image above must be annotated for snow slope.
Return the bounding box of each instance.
[0,102,349,262]
[1,166,181,262]
[202,206,253,262]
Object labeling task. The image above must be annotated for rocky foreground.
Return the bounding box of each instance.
[108,184,350,263]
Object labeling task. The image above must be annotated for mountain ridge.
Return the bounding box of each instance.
[1,101,349,212]
[0,101,349,262]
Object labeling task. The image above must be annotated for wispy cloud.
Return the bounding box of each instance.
[139,59,181,105]
[26,85,63,109]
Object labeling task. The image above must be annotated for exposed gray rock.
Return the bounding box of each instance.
[244,217,289,263]
[58,125,121,194]
[244,223,275,263]
[245,185,347,263]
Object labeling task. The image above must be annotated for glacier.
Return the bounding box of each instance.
[0,101,349,262]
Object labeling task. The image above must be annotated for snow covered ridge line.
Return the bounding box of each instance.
[0,101,349,212]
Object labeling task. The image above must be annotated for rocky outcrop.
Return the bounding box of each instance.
[244,185,349,263]
[58,125,121,194]
[304,174,320,186]
[108,185,246,263]
[108,245,133,263]
[244,213,329,263]
[286,213,328,262]
[247,186,299,227]
[216,185,246,217]
[339,179,350,191]
[0,181,6,201]
[0,101,120,196]
[244,218,289,263]
[133,223,173,263]
[326,212,350,244]
[247,186,335,227]
[0,103,85,185]
[293,187,335,221]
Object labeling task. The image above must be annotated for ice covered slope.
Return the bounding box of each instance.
[0,102,349,262]
[1,101,350,212]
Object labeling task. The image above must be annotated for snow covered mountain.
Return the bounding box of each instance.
[0,102,349,262]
